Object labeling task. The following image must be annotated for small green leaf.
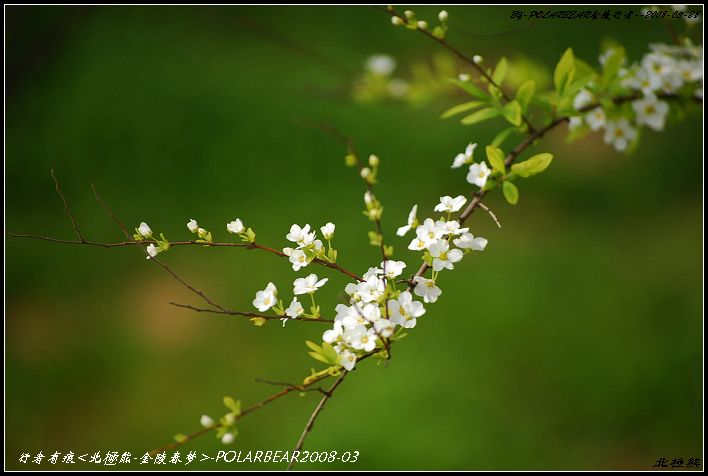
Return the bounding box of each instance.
[515,80,535,113]
[174,433,188,443]
[492,57,508,85]
[501,100,522,126]
[461,107,502,125]
[223,396,239,413]
[308,352,330,364]
[600,47,625,88]
[502,181,519,205]
[250,317,267,327]
[305,340,321,353]
[449,79,491,101]
[491,127,516,147]
[511,153,553,178]
[486,145,506,174]
[440,101,485,119]
[554,48,575,96]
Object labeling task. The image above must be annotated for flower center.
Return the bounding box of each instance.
[440,251,448,260]
[645,105,656,114]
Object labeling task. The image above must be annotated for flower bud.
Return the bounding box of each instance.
[473,55,483,64]
[417,20,428,30]
[438,10,448,22]
[391,16,404,26]
[368,154,380,167]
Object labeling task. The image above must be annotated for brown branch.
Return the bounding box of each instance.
[148,369,337,457]
[170,302,334,324]
[50,169,86,242]
[6,233,363,282]
[287,371,349,471]
[378,6,536,133]
[91,183,132,240]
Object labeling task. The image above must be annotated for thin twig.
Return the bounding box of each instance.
[51,169,85,242]
[287,372,348,471]
[377,6,536,133]
[478,202,501,229]
[170,301,334,324]
[6,233,363,282]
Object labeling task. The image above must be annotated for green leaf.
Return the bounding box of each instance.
[600,47,625,88]
[491,127,516,147]
[308,351,330,364]
[502,181,519,205]
[305,340,321,353]
[174,433,187,443]
[515,80,535,113]
[223,396,239,413]
[511,153,553,178]
[492,57,508,85]
[501,100,522,126]
[449,79,491,101]
[461,107,502,125]
[440,101,485,119]
[553,48,575,96]
[486,145,506,174]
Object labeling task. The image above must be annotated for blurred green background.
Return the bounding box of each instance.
[5,5,703,471]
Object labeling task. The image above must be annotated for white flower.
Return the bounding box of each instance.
[413,276,442,303]
[293,274,328,295]
[138,222,152,238]
[467,161,491,188]
[252,282,277,312]
[396,204,418,237]
[320,222,335,240]
[374,318,395,338]
[288,249,309,271]
[585,107,606,131]
[603,119,638,152]
[624,68,662,95]
[357,276,385,303]
[339,349,356,371]
[437,219,468,236]
[428,239,464,271]
[573,89,593,110]
[226,219,244,234]
[453,232,488,250]
[438,10,448,21]
[568,116,583,131]
[381,260,406,279]
[335,304,365,329]
[632,94,669,131]
[146,244,159,259]
[389,291,426,328]
[408,235,428,251]
[677,60,702,83]
[473,55,483,64]
[452,143,477,168]
[286,224,315,247]
[363,267,383,280]
[187,219,199,233]
[323,322,343,344]
[221,433,235,445]
[200,415,214,428]
[285,297,304,319]
[458,73,470,82]
[365,54,396,76]
[349,325,378,352]
[642,53,674,79]
[434,195,467,213]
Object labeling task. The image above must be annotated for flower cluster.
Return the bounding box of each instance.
[252,273,329,326]
[316,187,487,371]
[570,42,702,151]
[282,222,337,271]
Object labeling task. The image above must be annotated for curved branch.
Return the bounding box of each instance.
[377,6,536,133]
[287,371,349,471]
[170,302,334,324]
